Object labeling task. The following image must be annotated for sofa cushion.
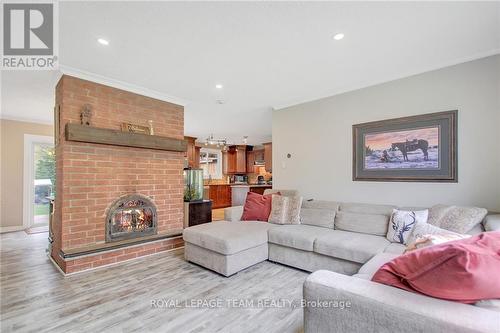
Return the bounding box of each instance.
[302,200,341,211]
[384,243,406,254]
[484,214,500,232]
[263,189,299,197]
[268,225,327,251]
[358,252,399,279]
[183,221,272,255]
[340,202,396,215]
[313,230,390,264]
[335,211,389,236]
[300,208,336,229]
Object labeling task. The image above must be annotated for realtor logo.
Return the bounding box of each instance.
[2,2,58,69]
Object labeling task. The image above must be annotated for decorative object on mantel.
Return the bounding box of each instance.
[353,110,457,182]
[65,123,187,152]
[121,122,151,135]
[80,104,93,126]
[148,120,154,135]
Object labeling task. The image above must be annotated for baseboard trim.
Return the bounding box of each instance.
[59,233,183,259]
[51,246,185,277]
[0,226,25,233]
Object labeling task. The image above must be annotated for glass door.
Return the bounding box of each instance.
[32,143,55,226]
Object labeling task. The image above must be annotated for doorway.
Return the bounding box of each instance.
[23,135,54,229]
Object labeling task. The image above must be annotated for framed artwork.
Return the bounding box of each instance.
[353,110,457,182]
[120,122,151,135]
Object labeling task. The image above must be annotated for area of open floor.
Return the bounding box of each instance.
[0,231,307,333]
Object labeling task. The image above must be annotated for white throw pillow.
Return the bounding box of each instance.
[405,233,471,252]
[268,196,303,225]
[386,209,428,245]
[406,220,463,245]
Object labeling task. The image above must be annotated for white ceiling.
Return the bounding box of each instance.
[2,1,499,144]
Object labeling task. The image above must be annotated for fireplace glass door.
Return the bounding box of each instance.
[106,195,157,242]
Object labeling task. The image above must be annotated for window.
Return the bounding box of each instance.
[199,148,222,179]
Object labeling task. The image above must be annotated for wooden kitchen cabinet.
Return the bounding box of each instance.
[253,149,265,164]
[263,142,272,172]
[223,145,248,174]
[223,150,236,174]
[184,136,199,168]
[246,150,255,173]
[194,146,200,168]
[209,185,232,209]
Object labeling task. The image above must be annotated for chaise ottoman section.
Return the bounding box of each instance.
[183,221,273,276]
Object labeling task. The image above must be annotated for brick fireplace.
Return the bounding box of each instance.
[51,75,185,274]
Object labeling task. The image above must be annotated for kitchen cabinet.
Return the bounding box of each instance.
[209,185,232,209]
[223,145,248,174]
[184,136,199,168]
[246,150,255,173]
[223,150,235,174]
[263,142,272,172]
[254,149,265,164]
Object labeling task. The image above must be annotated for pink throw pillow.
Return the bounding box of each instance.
[241,192,280,222]
[372,232,500,303]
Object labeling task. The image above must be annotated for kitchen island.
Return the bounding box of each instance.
[231,184,272,206]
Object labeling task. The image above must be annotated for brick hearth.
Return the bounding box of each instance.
[52,75,185,274]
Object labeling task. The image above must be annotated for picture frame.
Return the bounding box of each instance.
[352,110,457,182]
[120,122,151,135]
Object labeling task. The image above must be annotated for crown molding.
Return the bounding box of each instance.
[58,65,190,107]
[0,114,54,126]
[272,49,500,111]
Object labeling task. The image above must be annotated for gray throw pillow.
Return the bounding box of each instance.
[428,204,487,234]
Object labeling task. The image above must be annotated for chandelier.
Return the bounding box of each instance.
[204,134,227,148]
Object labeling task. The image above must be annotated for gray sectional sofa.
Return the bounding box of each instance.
[182,189,500,333]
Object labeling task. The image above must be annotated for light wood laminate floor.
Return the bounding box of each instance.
[1,232,307,333]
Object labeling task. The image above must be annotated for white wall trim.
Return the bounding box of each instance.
[0,115,54,126]
[23,134,54,229]
[272,49,500,111]
[59,65,190,107]
[0,226,26,233]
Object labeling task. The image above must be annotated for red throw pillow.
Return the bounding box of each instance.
[372,232,500,303]
[241,192,280,222]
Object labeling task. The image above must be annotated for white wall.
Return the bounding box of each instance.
[273,55,500,211]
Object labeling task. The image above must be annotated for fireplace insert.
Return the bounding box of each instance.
[106,194,157,242]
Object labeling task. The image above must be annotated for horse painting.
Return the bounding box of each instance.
[391,139,429,161]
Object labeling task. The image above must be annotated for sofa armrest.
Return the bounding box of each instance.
[484,214,500,232]
[303,270,499,333]
[224,206,244,222]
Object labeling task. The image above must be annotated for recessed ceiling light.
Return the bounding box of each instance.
[333,33,344,41]
[97,38,109,45]
[215,84,223,89]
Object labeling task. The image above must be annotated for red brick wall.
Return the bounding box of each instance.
[52,75,185,273]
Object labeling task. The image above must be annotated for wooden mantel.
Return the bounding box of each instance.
[65,123,187,152]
